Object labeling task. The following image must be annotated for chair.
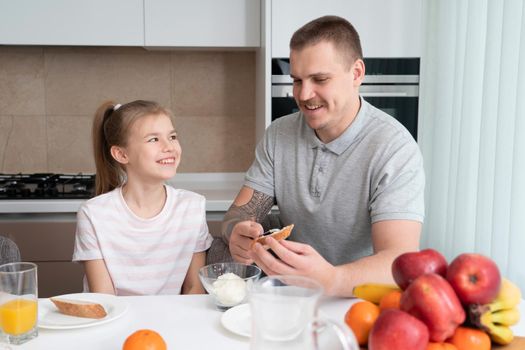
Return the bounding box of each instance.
[0,235,21,265]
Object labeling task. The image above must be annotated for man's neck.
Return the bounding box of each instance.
[316,96,361,143]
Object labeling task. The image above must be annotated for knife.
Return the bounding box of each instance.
[261,228,279,236]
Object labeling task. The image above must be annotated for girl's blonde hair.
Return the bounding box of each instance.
[92,100,174,195]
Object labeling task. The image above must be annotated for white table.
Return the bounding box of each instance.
[17,295,525,349]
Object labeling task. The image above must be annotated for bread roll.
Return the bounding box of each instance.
[253,224,294,248]
[50,297,107,319]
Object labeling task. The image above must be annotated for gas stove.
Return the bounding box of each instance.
[0,173,95,200]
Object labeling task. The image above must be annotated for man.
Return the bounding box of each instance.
[208,15,424,297]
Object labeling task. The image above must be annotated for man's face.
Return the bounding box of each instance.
[290,41,364,142]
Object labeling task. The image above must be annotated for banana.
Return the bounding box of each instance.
[352,283,400,304]
[489,278,522,312]
[485,323,514,345]
[490,308,520,326]
[467,278,522,345]
[475,306,520,326]
[469,305,517,344]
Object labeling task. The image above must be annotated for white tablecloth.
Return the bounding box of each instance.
[16,295,525,349]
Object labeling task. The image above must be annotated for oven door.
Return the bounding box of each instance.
[271,85,299,120]
[271,84,419,141]
[360,84,419,140]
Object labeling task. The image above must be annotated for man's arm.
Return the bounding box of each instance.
[251,219,421,297]
[221,186,275,264]
[330,220,421,295]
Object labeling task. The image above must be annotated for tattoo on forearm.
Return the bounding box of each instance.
[221,190,275,241]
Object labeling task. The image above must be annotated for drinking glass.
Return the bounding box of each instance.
[0,262,38,345]
[249,275,358,350]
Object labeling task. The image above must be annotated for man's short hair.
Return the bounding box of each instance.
[290,15,363,68]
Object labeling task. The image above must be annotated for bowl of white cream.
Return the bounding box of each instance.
[199,262,262,310]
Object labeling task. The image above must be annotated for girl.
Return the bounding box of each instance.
[73,100,212,295]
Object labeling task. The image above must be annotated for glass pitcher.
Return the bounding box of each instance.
[249,275,358,350]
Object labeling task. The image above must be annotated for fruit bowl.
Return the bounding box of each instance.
[199,262,262,310]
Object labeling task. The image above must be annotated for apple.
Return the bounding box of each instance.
[400,273,465,342]
[392,249,448,290]
[368,309,429,350]
[446,253,501,305]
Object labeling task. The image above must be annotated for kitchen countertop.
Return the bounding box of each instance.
[0,172,245,214]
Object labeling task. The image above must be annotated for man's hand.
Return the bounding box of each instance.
[250,237,338,295]
[229,221,263,264]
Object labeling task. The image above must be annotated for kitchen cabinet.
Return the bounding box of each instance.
[0,216,225,297]
[1,219,83,298]
[144,0,260,47]
[271,0,422,58]
[0,0,260,48]
[0,0,144,46]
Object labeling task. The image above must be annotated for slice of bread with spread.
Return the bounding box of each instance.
[50,297,107,319]
[253,224,294,248]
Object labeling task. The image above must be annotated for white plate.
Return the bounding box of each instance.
[38,293,129,330]
[221,303,251,337]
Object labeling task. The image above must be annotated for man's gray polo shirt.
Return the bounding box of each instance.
[245,98,425,266]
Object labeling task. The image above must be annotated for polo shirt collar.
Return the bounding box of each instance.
[303,96,369,155]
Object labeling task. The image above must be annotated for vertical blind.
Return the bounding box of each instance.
[419,0,525,292]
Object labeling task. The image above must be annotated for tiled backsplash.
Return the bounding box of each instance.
[0,47,256,173]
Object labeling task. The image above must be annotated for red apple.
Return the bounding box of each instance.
[446,253,501,305]
[368,309,429,350]
[400,273,465,342]
[392,249,448,290]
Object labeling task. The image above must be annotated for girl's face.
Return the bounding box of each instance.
[112,113,181,184]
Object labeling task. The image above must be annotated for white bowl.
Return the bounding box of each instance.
[199,262,262,310]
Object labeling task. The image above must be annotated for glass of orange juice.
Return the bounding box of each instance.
[0,262,38,345]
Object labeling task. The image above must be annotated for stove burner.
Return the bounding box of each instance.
[0,173,96,199]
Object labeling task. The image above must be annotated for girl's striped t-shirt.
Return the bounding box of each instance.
[73,185,212,295]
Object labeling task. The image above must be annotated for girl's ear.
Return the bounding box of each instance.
[110,145,129,165]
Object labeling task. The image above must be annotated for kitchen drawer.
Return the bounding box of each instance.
[36,261,84,298]
[1,221,76,261]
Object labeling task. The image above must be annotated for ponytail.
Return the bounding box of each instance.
[92,101,124,195]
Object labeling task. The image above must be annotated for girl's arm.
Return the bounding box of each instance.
[181,251,206,294]
[84,259,116,295]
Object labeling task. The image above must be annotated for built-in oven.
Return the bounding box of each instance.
[271,58,420,140]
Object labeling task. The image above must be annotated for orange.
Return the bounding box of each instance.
[344,300,380,346]
[378,290,402,311]
[448,327,490,350]
[122,329,167,350]
[427,342,458,350]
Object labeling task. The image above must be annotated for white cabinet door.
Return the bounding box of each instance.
[0,0,144,46]
[145,0,260,47]
[271,0,422,58]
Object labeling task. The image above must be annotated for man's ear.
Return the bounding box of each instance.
[110,145,129,165]
[352,59,365,86]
